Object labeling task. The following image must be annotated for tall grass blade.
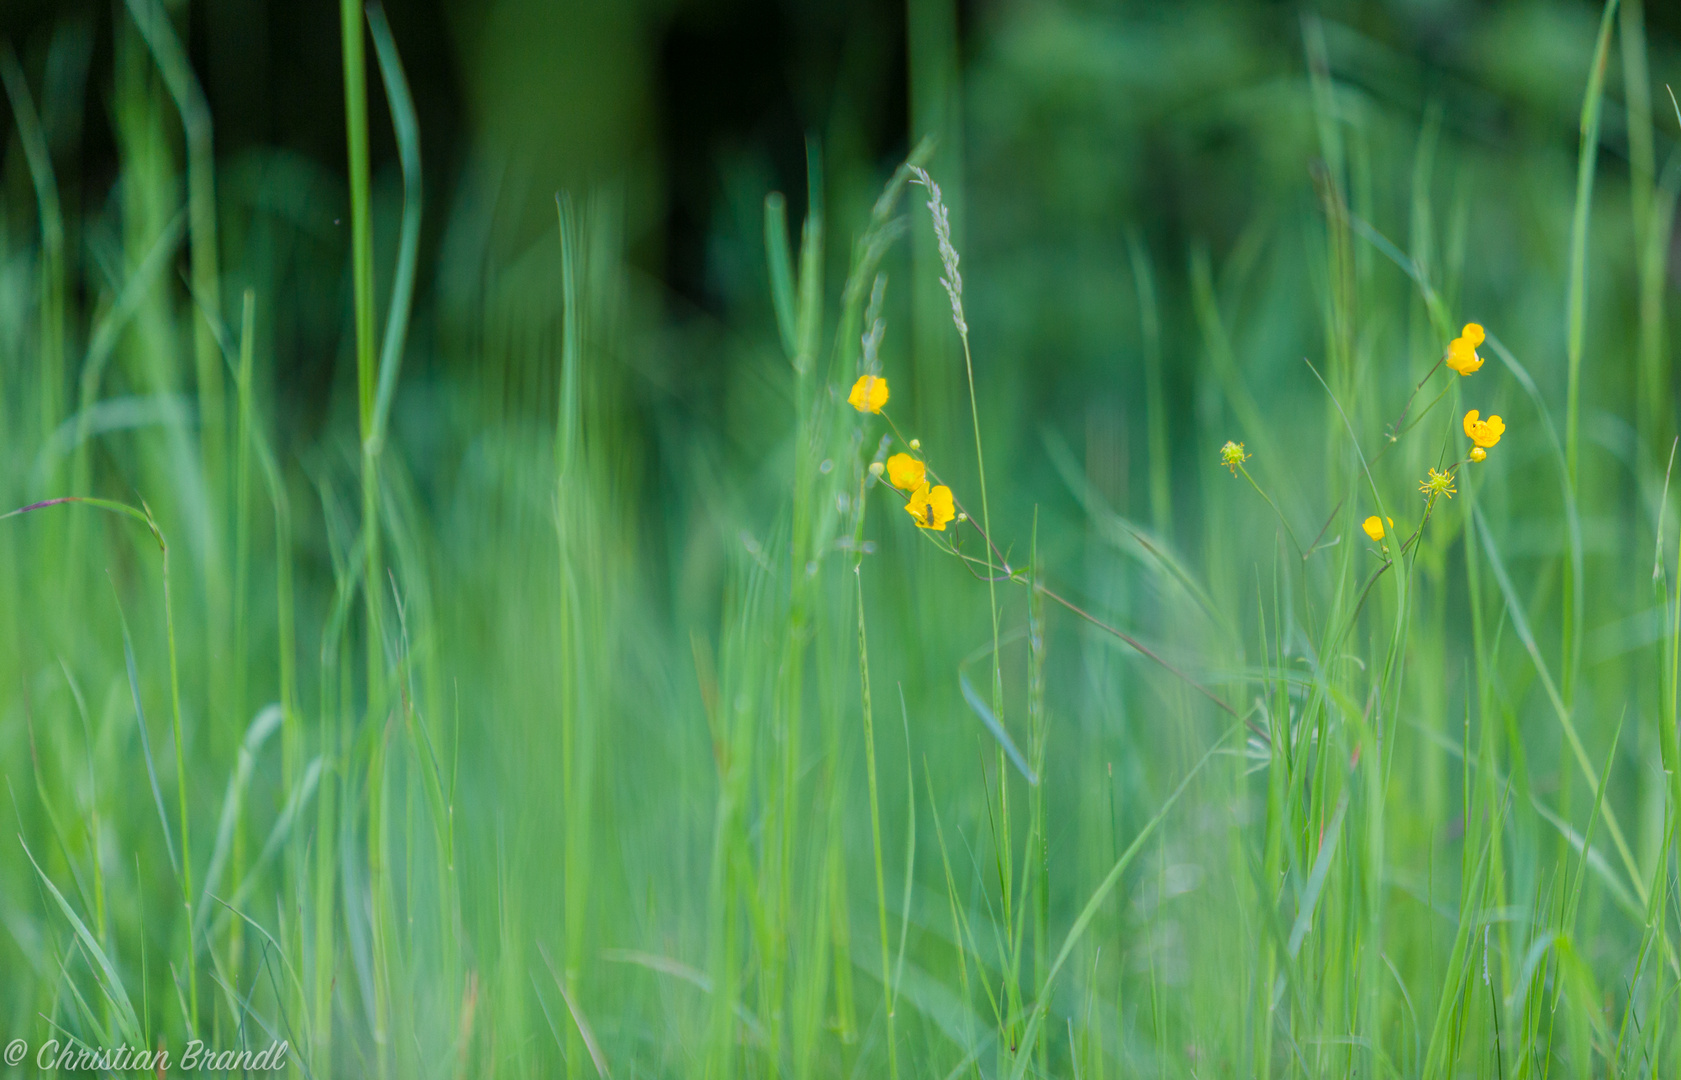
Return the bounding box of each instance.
[365,2,422,453]
[1007,734,1227,1080]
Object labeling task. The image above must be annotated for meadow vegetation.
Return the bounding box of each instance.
[4,0,1681,1076]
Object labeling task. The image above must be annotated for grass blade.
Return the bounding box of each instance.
[19,836,143,1043]
[113,583,179,878]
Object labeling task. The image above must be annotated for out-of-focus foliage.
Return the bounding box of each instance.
[3,0,1681,1076]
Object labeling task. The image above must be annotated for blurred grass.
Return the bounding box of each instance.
[4,0,1681,1076]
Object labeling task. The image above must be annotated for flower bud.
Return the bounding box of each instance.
[868,461,885,477]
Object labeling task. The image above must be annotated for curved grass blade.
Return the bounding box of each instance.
[19,836,143,1043]
[365,1,422,453]
[1473,507,1642,908]
[74,211,188,419]
[958,661,1036,786]
[123,0,222,446]
[539,942,612,1078]
[206,756,325,944]
[765,192,799,358]
[194,704,283,938]
[1007,732,1227,1080]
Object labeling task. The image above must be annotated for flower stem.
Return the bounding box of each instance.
[1236,464,1304,557]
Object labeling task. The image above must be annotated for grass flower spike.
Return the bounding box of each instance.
[909,166,967,337]
[848,374,889,413]
[1445,322,1486,376]
[1362,516,1393,541]
[1420,468,1456,500]
[1220,440,1251,474]
[905,484,956,531]
[1462,409,1504,450]
[886,452,926,491]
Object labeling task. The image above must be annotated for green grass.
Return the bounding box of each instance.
[4,0,1681,1076]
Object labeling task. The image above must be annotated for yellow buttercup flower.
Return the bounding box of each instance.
[1362,516,1393,541]
[848,374,889,413]
[1420,468,1456,500]
[886,452,926,491]
[1462,409,1505,450]
[1445,323,1486,376]
[906,484,956,531]
[1220,440,1251,474]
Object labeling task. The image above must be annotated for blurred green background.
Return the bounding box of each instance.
[5,0,1681,1076]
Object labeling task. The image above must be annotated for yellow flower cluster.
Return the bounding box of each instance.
[851,376,958,532]
[1446,323,1485,376]
[1208,321,1509,555]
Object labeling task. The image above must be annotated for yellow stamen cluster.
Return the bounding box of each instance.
[1220,440,1251,474]
[1419,468,1456,501]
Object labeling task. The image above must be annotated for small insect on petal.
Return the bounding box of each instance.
[905,484,956,531]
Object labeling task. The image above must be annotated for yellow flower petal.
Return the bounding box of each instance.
[1362,516,1385,541]
[926,485,955,530]
[1462,323,1485,347]
[905,483,956,531]
[1447,339,1483,376]
[886,452,926,491]
[1463,409,1504,449]
[848,375,889,414]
